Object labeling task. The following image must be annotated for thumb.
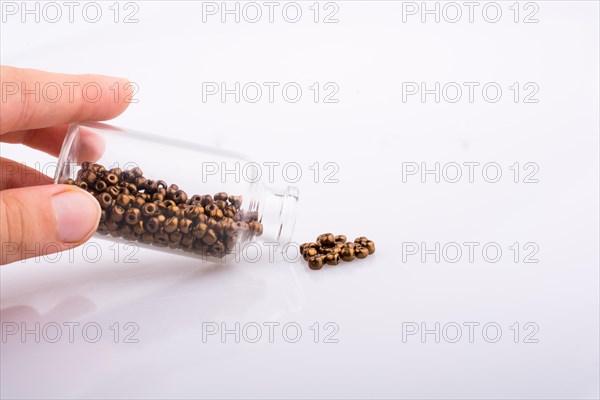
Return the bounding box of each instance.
[1,185,101,265]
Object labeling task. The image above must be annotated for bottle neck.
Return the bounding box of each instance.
[248,184,299,246]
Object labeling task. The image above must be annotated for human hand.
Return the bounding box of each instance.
[0,66,132,264]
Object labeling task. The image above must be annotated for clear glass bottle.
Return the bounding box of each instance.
[54,122,299,261]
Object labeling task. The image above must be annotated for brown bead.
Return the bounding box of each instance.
[200,195,213,206]
[172,190,188,204]
[110,205,125,222]
[109,167,122,176]
[169,231,183,244]
[205,203,219,218]
[365,240,375,255]
[162,199,176,209]
[335,235,347,244]
[181,242,194,252]
[189,194,203,204]
[144,179,158,193]
[355,246,369,259]
[152,192,165,202]
[214,208,224,219]
[216,220,230,235]
[299,242,318,254]
[317,233,335,246]
[322,246,341,255]
[80,170,97,183]
[94,180,107,192]
[105,173,119,185]
[214,192,228,201]
[154,231,169,247]
[308,255,325,270]
[78,181,88,190]
[124,208,141,225]
[92,163,106,173]
[133,221,145,235]
[325,253,341,266]
[181,233,195,247]
[99,210,107,223]
[202,229,218,245]
[130,231,141,241]
[96,192,113,209]
[157,180,167,190]
[228,195,242,208]
[192,222,208,239]
[303,247,318,261]
[340,245,355,262]
[127,183,139,194]
[106,186,120,198]
[116,194,132,207]
[105,219,120,231]
[211,242,226,255]
[164,217,179,233]
[166,204,180,217]
[249,221,263,236]
[141,202,157,218]
[177,218,191,234]
[131,166,143,177]
[225,221,242,236]
[144,217,160,233]
[119,224,133,239]
[135,176,147,189]
[354,236,368,245]
[215,200,227,210]
[207,218,220,232]
[140,232,154,244]
[224,207,236,218]
[196,214,208,224]
[120,170,136,182]
[184,205,203,219]
[132,196,146,208]
[97,222,108,235]
[81,161,92,170]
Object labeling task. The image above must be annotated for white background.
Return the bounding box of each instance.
[1,1,599,399]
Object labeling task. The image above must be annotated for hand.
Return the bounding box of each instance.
[0,66,132,265]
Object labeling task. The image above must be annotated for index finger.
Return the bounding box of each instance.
[0,66,133,135]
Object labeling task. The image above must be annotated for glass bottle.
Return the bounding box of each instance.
[53,122,299,261]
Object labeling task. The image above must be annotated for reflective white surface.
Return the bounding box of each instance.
[1,1,599,398]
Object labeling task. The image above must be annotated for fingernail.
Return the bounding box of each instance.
[52,190,100,243]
